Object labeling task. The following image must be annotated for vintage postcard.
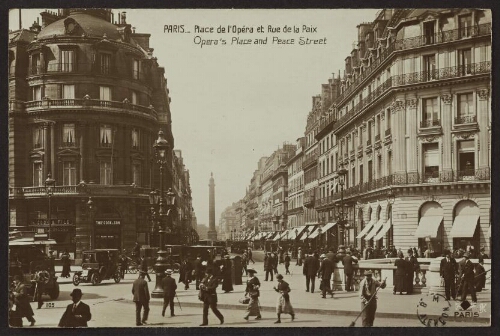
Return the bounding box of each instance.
[6,7,492,328]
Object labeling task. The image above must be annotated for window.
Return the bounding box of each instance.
[132,163,141,186]
[423,21,435,45]
[60,50,74,72]
[386,108,391,132]
[32,85,42,100]
[62,124,75,146]
[100,161,112,185]
[458,48,472,76]
[368,161,373,182]
[352,167,356,186]
[458,140,475,180]
[33,126,43,148]
[33,162,43,186]
[422,97,439,127]
[133,59,139,79]
[131,91,137,105]
[424,54,436,80]
[62,84,75,99]
[132,128,139,149]
[100,125,112,147]
[63,161,76,185]
[100,86,111,100]
[100,53,111,74]
[376,115,381,137]
[359,164,363,185]
[367,121,372,144]
[457,93,474,123]
[423,143,439,181]
[31,53,41,75]
[387,151,392,175]
[459,14,472,38]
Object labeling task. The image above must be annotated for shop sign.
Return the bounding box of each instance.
[95,220,121,225]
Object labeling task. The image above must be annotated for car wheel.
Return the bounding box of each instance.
[91,273,99,286]
[72,274,81,286]
[114,272,121,283]
[49,282,60,299]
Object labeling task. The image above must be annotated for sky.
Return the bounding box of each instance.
[9,8,380,227]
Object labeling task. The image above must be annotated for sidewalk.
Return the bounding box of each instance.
[111,262,490,323]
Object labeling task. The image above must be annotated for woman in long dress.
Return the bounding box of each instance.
[221,255,233,293]
[393,252,407,294]
[61,250,71,278]
[274,274,295,323]
[243,268,261,320]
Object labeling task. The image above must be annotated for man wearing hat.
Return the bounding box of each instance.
[161,269,177,317]
[343,250,358,292]
[264,252,274,281]
[58,288,92,327]
[199,268,224,326]
[318,254,334,298]
[194,255,204,290]
[460,252,477,303]
[132,271,150,326]
[303,253,320,293]
[439,250,458,300]
[359,270,386,327]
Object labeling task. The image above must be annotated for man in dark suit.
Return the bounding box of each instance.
[194,255,204,290]
[264,252,274,281]
[343,250,358,291]
[58,288,92,327]
[161,269,177,317]
[140,256,151,282]
[132,271,150,326]
[439,250,458,300]
[303,253,320,293]
[460,253,477,303]
[199,268,224,326]
[318,254,334,298]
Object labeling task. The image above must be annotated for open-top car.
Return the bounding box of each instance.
[73,249,121,286]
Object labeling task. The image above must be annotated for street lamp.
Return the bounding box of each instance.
[335,165,348,246]
[151,130,171,298]
[86,197,96,249]
[45,173,56,239]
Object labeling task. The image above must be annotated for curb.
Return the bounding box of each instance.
[118,298,490,323]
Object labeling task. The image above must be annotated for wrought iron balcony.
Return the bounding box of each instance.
[420,119,441,128]
[385,128,391,136]
[454,115,477,125]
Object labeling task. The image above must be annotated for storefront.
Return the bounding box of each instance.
[94,219,122,250]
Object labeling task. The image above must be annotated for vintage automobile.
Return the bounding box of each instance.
[9,236,60,299]
[163,245,186,273]
[73,249,122,286]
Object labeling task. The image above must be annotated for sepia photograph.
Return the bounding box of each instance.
[6,6,492,328]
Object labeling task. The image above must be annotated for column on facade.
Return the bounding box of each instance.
[406,98,418,173]
[440,93,453,175]
[50,122,55,176]
[477,88,490,169]
[391,100,406,174]
[79,123,85,182]
[43,123,50,176]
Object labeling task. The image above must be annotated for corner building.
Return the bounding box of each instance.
[314,9,491,255]
[8,9,195,262]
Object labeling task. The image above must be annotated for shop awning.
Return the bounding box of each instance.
[279,229,292,240]
[365,219,385,241]
[449,215,480,238]
[374,220,392,241]
[273,231,285,241]
[288,225,307,240]
[308,222,337,239]
[356,219,376,239]
[300,225,318,240]
[253,232,263,241]
[414,215,443,238]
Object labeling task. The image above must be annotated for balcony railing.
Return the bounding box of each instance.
[28,62,151,82]
[420,119,441,128]
[385,128,391,136]
[375,134,381,142]
[314,168,490,208]
[13,184,154,198]
[25,98,157,118]
[454,115,477,125]
[335,23,491,106]
[302,150,319,169]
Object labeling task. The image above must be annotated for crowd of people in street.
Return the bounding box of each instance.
[8,241,489,328]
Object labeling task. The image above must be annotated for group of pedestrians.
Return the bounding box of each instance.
[393,249,420,295]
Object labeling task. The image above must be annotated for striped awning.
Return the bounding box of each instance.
[308,222,337,239]
[365,218,385,241]
[288,226,308,240]
[356,218,376,239]
[374,220,392,241]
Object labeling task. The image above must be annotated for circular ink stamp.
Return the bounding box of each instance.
[416,293,451,327]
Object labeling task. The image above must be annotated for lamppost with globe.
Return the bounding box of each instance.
[45,173,56,239]
[334,165,348,247]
